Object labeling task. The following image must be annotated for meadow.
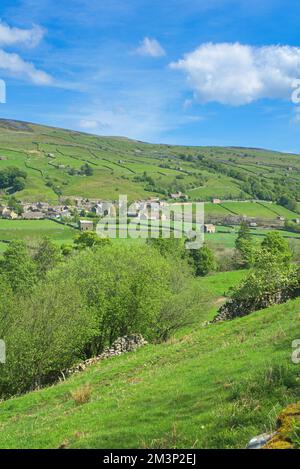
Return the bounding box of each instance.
[0,219,76,245]
[0,216,300,254]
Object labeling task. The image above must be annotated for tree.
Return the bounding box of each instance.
[228,248,298,315]
[0,274,96,397]
[189,244,217,276]
[0,167,27,194]
[261,231,292,264]
[0,241,37,294]
[80,163,94,176]
[11,177,25,193]
[279,196,298,212]
[34,238,62,277]
[235,221,255,268]
[7,196,23,215]
[235,221,251,250]
[146,237,186,259]
[74,231,112,249]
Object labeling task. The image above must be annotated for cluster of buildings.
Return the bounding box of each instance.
[0,206,18,219]
[0,196,219,236]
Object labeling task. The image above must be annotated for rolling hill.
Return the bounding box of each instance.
[0,118,300,209]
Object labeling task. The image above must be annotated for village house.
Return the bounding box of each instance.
[0,207,18,219]
[170,191,187,199]
[204,223,216,234]
[127,201,141,217]
[212,198,221,204]
[60,209,71,218]
[22,202,50,214]
[22,211,45,220]
[92,202,116,217]
[79,220,94,232]
[36,202,50,211]
[139,212,149,221]
[92,203,104,216]
[127,210,139,218]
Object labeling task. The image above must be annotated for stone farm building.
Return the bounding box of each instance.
[79,220,94,232]
[0,207,18,219]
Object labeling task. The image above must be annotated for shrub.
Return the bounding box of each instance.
[58,244,194,353]
[0,243,196,398]
[0,275,97,397]
[71,385,92,405]
[189,244,217,276]
[0,241,37,293]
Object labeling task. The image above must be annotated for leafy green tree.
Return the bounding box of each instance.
[279,196,298,212]
[11,177,25,193]
[7,196,23,215]
[0,241,37,294]
[146,237,186,259]
[235,221,251,250]
[235,221,255,268]
[80,163,94,176]
[261,231,292,264]
[34,238,62,277]
[61,244,194,354]
[0,167,27,193]
[189,244,217,276]
[0,275,96,397]
[74,231,112,249]
[0,243,197,398]
[230,248,298,312]
[0,273,14,340]
[60,243,74,257]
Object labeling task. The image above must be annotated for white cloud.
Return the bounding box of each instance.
[0,22,44,48]
[135,37,166,58]
[170,42,300,105]
[0,49,52,85]
[0,21,52,85]
[79,119,101,130]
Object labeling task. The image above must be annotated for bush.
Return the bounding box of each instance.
[189,244,217,276]
[0,243,196,398]
[0,275,96,397]
[58,244,194,352]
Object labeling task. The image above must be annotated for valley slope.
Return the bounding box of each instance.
[0,119,300,206]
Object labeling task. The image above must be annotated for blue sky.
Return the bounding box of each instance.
[1,0,300,151]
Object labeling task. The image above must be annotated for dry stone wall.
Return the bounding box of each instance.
[65,334,148,377]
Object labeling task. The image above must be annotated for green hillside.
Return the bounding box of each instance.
[0,119,300,208]
[0,269,298,449]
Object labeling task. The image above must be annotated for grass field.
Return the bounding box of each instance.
[0,219,76,245]
[203,225,300,249]
[0,269,298,449]
[0,217,299,254]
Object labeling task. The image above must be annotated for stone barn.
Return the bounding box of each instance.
[79,220,94,232]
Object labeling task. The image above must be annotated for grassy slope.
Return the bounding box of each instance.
[0,270,299,449]
[0,119,300,211]
[0,219,76,245]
